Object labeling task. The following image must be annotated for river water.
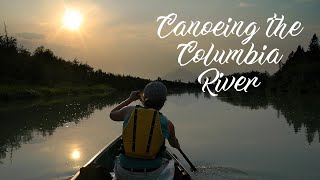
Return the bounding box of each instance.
[0,92,319,180]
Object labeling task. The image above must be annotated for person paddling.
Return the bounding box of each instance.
[109,81,180,180]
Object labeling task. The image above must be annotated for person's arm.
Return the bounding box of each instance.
[167,120,181,149]
[109,91,141,121]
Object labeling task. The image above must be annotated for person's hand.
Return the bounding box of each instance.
[128,90,141,102]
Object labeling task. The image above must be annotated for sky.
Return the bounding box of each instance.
[0,0,319,81]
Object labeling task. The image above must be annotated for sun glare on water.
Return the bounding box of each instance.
[71,149,80,160]
[62,9,83,31]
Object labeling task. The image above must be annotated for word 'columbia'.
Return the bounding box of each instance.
[156,13,304,96]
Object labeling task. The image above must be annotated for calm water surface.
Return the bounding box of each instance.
[0,92,319,180]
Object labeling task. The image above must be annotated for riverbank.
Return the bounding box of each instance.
[0,85,114,101]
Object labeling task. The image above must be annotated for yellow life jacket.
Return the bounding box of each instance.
[122,106,164,159]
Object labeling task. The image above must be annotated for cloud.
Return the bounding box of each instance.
[294,0,315,3]
[239,1,255,8]
[15,32,45,40]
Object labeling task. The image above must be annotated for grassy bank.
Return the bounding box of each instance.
[0,84,114,101]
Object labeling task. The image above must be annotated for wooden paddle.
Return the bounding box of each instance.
[178,148,197,172]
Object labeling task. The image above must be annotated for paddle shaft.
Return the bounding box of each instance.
[178,148,197,172]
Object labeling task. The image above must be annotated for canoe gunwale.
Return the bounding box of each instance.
[71,135,121,180]
[71,135,195,180]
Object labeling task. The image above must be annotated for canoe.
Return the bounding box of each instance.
[71,135,195,180]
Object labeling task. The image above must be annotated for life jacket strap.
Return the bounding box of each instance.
[132,108,138,152]
[146,110,158,153]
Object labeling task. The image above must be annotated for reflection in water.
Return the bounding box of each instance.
[217,94,320,144]
[1,91,316,162]
[271,95,320,144]
[0,90,319,179]
[0,92,127,161]
[71,150,80,160]
[0,89,194,162]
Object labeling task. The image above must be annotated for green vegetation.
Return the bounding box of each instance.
[0,25,197,100]
[0,85,113,100]
[1,22,318,100]
[219,33,320,96]
[269,34,320,94]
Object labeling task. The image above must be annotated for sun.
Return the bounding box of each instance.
[62,9,83,31]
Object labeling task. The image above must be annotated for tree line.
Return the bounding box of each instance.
[1,24,319,95]
[0,26,197,91]
[269,33,320,94]
[219,33,320,95]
